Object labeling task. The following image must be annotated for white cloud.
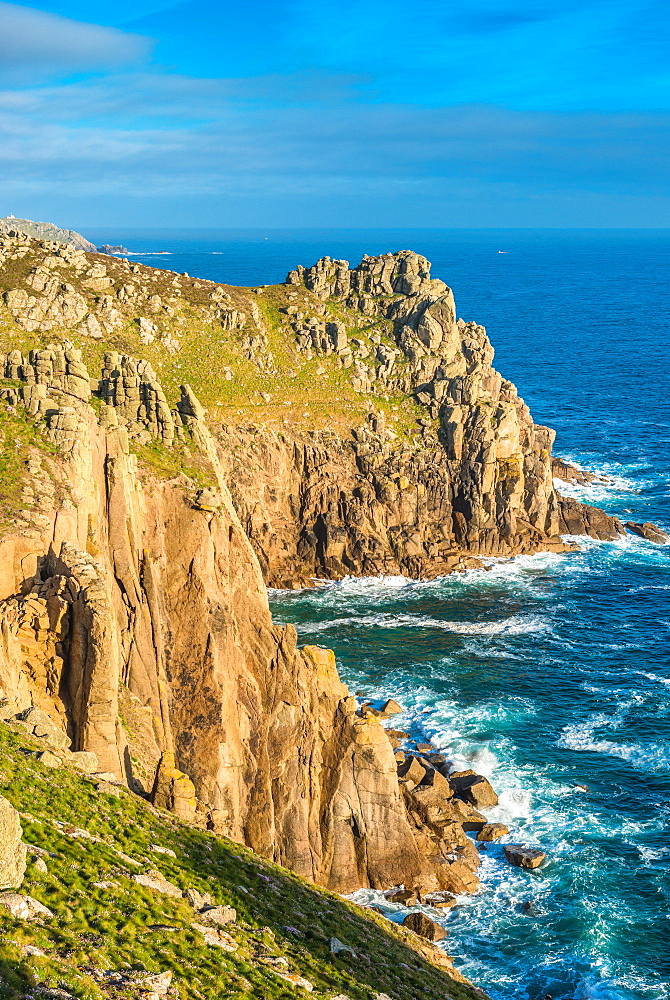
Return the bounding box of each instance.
[0,2,152,82]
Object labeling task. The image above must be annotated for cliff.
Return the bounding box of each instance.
[0,232,623,933]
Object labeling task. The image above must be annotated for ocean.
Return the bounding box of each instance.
[89,228,670,1000]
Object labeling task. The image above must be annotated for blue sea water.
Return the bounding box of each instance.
[91,229,670,999]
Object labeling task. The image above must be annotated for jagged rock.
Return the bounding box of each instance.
[0,239,621,917]
[0,891,53,919]
[381,699,403,716]
[0,796,27,889]
[449,770,498,809]
[503,845,546,869]
[402,911,446,941]
[476,823,509,842]
[0,217,95,251]
[625,521,668,543]
[558,496,623,540]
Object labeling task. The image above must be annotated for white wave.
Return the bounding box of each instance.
[637,670,670,687]
[289,611,548,636]
[558,713,670,770]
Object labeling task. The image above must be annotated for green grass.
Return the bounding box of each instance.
[0,243,438,451]
[0,724,481,1000]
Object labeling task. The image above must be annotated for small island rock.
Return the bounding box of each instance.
[503,844,546,869]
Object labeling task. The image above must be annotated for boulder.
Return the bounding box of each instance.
[0,796,27,889]
[36,750,61,769]
[503,845,546,870]
[449,770,498,808]
[0,891,53,919]
[192,923,238,950]
[422,891,457,909]
[329,936,356,956]
[476,823,509,842]
[383,887,418,905]
[200,904,236,926]
[402,911,446,941]
[133,870,183,898]
[65,750,99,774]
[397,755,427,790]
[380,699,403,716]
[183,887,214,909]
[625,521,668,544]
[16,708,70,751]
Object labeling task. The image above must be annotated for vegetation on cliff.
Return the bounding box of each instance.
[0,722,480,1000]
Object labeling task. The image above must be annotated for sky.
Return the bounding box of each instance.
[0,0,669,227]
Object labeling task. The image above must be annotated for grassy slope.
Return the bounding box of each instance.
[0,724,480,1000]
[0,250,428,441]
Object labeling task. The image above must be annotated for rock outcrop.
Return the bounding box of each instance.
[0,234,634,905]
[624,521,668,544]
[221,251,624,585]
[0,363,482,897]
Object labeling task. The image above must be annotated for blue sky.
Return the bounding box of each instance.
[0,0,668,226]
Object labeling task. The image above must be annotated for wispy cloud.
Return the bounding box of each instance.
[0,0,667,225]
[0,1,152,83]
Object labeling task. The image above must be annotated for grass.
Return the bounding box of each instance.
[0,723,481,1000]
[0,242,438,455]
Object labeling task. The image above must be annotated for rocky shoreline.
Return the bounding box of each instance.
[0,230,667,997]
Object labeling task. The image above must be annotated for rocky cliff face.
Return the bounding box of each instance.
[0,351,484,899]
[0,232,623,905]
[224,252,623,586]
